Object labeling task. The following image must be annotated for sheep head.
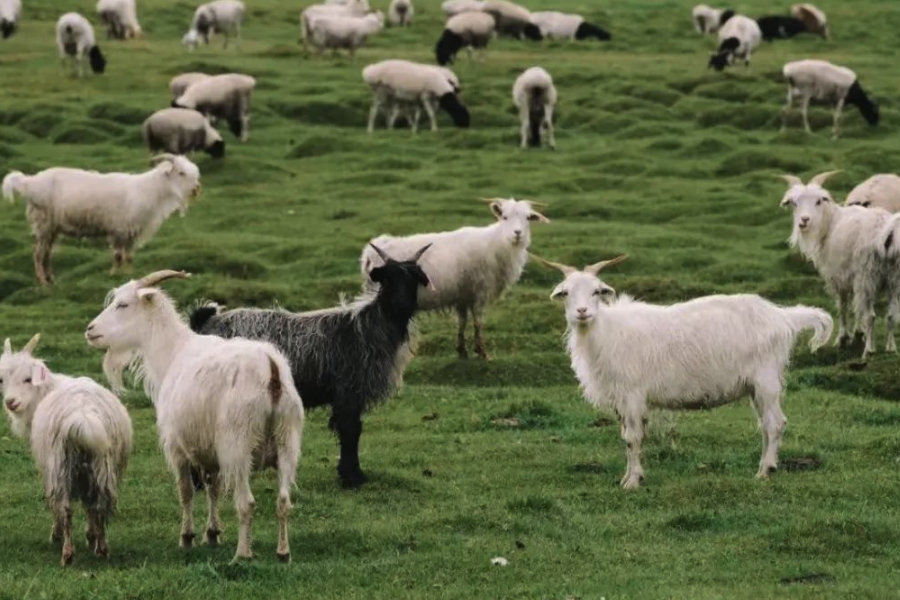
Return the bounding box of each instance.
[532,253,628,327]
[481,197,549,248]
[0,333,52,435]
[779,171,841,237]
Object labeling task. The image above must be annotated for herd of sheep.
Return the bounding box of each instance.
[1,0,899,571]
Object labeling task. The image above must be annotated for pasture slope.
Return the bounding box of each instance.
[2,0,900,598]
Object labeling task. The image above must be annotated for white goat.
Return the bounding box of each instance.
[173,73,256,142]
[781,170,900,357]
[707,13,759,71]
[845,174,900,213]
[388,0,413,26]
[1,334,132,566]
[183,0,244,51]
[170,72,211,100]
[85,270,305,562]
[512,66,557,149]
[791,3,828,39]
[2,155,201,284]
[0,0,22,39]
[534,254,832,489]
[361,198,549,359]
[56,13,107,77]
[306,11,384,57]
[96,0,142,39]
[781,60,880,138]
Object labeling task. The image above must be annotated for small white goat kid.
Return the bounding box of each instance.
[534,254,832,489]
[86,270,304,562]
[1,334,132,566]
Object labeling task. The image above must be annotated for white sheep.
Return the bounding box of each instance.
[169,72,211,100]
[363,59,466,133]
[481,0,542,40]
[2,155,201,284]
[692,4,729,34]
[0,0,22,39]
[845,174,900,213]
[1,334,132,566]
[441,0,484,16]
[530,11,610,41]
[360,198,549,359]
[533,253,832,489]
[143,108,225,158]
[791,3,828,39]
[781,170,900,357]
[183,0,244,51]
[86,270,304,562]
[781,60,879,138]
[512,66,557,149]
[306,11,384,57]
[707,13,760,71]
[435,10,496,65]
[173,73,255,142]
[56,13,107,77]
[96,0,142,40]
[324,0,370,10]
[388,0,413,27]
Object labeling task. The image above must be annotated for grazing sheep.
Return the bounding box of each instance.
[56,13,107,77]
[530,11,610,41]
[533,253,832,489]
[388,0,413,26]
[481,0,542,40]
[845,174,900,212]
[692,5,728,34]
[325,0,370,10]
[1,155,201,284]
[143,108,225,158]
[361,198,550,359]
[86,270,305,562]
[169,72,211,99]
[512,66,557,149]
[791,3,828,39]
[707,13,760,71]
[781,59,879,138]
[96,0,142,40]
[189,244,432,489]
[441,0,483,16]
[756,15,807,40]
[781,171,900,357]
[0,0,21,39]
[306,11,384,57]
[1,334,132,566]
[173,73,256,142]
[435,10,495,65]
[363,59,469,132]
[182,0,244,51]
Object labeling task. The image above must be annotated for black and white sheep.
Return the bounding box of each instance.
[183,0,244,50]
[481,0,542,40]
[707,14,760,71]
[756,16,807,41]
[435,10,495,65]
[0,0,21,39]
[189,243,433,489]
[530,11,610,41]
[96,0,142,40]
[173,73,256,142]
[388,0,413,27]
[56,13,107,76]
[512,67,557,149]
[143,108,225,158]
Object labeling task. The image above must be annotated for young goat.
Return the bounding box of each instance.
[190,244,431,489]
[781,171,900,358]
[86,270,304,562]
[1,335,132,566]
[534,254,832,489]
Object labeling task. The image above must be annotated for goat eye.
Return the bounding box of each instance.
[116,302,129,309]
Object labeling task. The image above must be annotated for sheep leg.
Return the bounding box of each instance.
[367,99,380,134]
[780,87,793,132]
[176,465,196,549]
[545,106,556,150]
[801,95,812,134]
[751,368,786,479]
[110,246,126,275]
[472,309,490,360]
[456,306,468,358]
[519,107,529,149]
[332,410,367,488]
[204,472,222,546]
[619,400,646,489]
[387,106,399,130]
[239,97,250,142]
[275,426,300,562]
[412,108,421,134]
[422,96,438,132]
[832,98,844,139]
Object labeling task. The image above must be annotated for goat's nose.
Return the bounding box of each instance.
[577,307,587,314]
[514,230,522,236]
[86,323,95,331]
[800,216,810,223]
[5,398,18,411]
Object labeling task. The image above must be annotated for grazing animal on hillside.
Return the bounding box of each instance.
[692,4,731,34]
[87,270,305,562]
[512,66,557,149]
[56,13,107,76]
[189,244,432,489]
[361,198,550,360]
[530,11,610,41]
[388,0,413,26]
[481,0,542,40]
[441,0,483,16]
[173,73,256,142]
[183,0,244,50]
[143,108,225,158]
[756,15,807,40]
[0,0,22,39]
[791,3,828,39]
[1,334,132,567]
[96,0,142,39]
[845,174,900,213]
[781,59,879,138]
[169,72,211,100]
[780,171,900,358]
[325,0,370,9]
[305,11,384,57]
[2,155,201,284]
[708,14,760,71]
[435,10,496,65]
[534,253,832,489]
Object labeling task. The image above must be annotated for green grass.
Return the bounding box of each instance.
[3,0,900,598]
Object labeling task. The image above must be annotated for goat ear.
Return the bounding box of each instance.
[137,288,158,304]
[2,338,10,356]
[30,362,50,386]
[490,201,503,219]
[528,211,550,224]
[780,194,794,208]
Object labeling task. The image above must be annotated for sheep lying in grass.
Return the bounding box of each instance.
[96,0,142,39]
[845,174,900,212]
[2,155,201,284]
[0,0,21,39]
[190,244,432,488]
[708,13,760,71]
[781,171,900,357]
[143,108,225,158]
[361,198,549,359]
[183,0,244,50]
[306,10,384,57]
[87,270,305,562]
[169,72,211,99]
[56,13,107,77]
[173,73,256,142]
[530,11,610,41]
[781,60,879,138]
[1,334,132,566]
[388,0,413,27]
[533,253,832,489]
[791,3,828,39]
[512,66,557,149]
[435,10,496,65]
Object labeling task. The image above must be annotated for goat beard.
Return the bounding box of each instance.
[102,348,141,396]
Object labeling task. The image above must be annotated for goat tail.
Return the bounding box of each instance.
[784,306,833,353]
[269,352,304,496]
[878,213,900,259]
[1,170,26,203]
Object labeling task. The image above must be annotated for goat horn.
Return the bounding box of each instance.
[136,270,191,288]
[810,170,842,187]
[780,174,803,187]
[526,200,549,208]
[368,243,391,263]
[529,252,577,276]
[412,243,433,262]
[2,338,11,356]
[22,333,40,354]
[584,254,628,276]
[477,197,506,203]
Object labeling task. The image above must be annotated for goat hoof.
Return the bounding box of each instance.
[276,551,291,563]
[205,529,221,547]
[180,532,196,549]
[621,477,642,490]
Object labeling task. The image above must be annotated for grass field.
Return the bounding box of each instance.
[3,0,900,598]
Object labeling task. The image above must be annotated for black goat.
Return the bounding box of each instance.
[189,243,432,488]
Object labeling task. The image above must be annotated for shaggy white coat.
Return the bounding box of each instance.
[142,108,224,155]
[845,174,900,213]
